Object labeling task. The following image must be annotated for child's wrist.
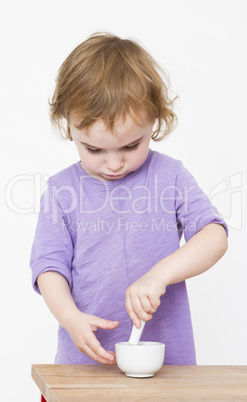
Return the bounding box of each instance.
[61,306,81,331]
[149,263,171,289]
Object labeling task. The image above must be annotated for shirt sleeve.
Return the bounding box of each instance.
[175,162,228,242]
[30,184,73,294]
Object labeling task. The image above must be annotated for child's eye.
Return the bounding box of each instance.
[86,143,139,154]
[125,143,139,151]
[87,148,101,154]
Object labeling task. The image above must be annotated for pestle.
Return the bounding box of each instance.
[128,320,146,345]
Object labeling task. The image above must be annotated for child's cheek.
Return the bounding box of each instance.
[133,149,149,168]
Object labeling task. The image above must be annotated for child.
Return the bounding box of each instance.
[30,32,228,366]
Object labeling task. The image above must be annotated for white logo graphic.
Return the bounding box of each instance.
[210,172,242,230]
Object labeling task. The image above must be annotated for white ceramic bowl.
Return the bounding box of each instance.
[115,341,165,378]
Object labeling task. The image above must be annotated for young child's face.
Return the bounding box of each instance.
[69,112,154,181]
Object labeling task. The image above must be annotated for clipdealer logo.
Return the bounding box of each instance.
[209,172,242,231]
[5,171,243,231]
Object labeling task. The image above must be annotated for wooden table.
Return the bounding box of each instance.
[32,364,247,401]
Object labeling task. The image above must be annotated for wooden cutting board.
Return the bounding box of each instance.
[32,364,247,401]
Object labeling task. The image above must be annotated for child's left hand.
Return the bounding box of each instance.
[125,273,166,328]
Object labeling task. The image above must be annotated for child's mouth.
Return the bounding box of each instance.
[103,172,126,179]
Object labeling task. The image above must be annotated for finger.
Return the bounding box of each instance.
[127,293,152,324]
[82,343,116,365]
[106,351,116,364]
[125,294,141,328]
[139,310,153,322]
[131,294,153,321]
[148,294,161,311]
[86,335,115,364]
[90,338,114,360]
[91,317,119,331]
[141,296,156,314]
[108,351,116,359]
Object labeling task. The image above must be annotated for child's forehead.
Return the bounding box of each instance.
[93,115,147,133]
[70,112,154,149]
[71,110,152,136]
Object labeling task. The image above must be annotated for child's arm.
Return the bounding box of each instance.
[37,271,119,364]
[125,223,228,328]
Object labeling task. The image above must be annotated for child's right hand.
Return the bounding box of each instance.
[65,310,119,364]
[37,272,119,364]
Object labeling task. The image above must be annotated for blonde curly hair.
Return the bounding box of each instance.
[49,32,177,141]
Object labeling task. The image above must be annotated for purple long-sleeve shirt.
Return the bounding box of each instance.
[30,149,228,364]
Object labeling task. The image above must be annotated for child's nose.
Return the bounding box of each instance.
[106,154,124,172]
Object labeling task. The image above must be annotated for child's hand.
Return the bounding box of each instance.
[125,273,166,328]
[66,311,119,364]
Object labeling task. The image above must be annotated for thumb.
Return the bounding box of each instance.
[91,316,119,331]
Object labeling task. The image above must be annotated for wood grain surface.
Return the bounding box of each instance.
[31,364,247,401]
